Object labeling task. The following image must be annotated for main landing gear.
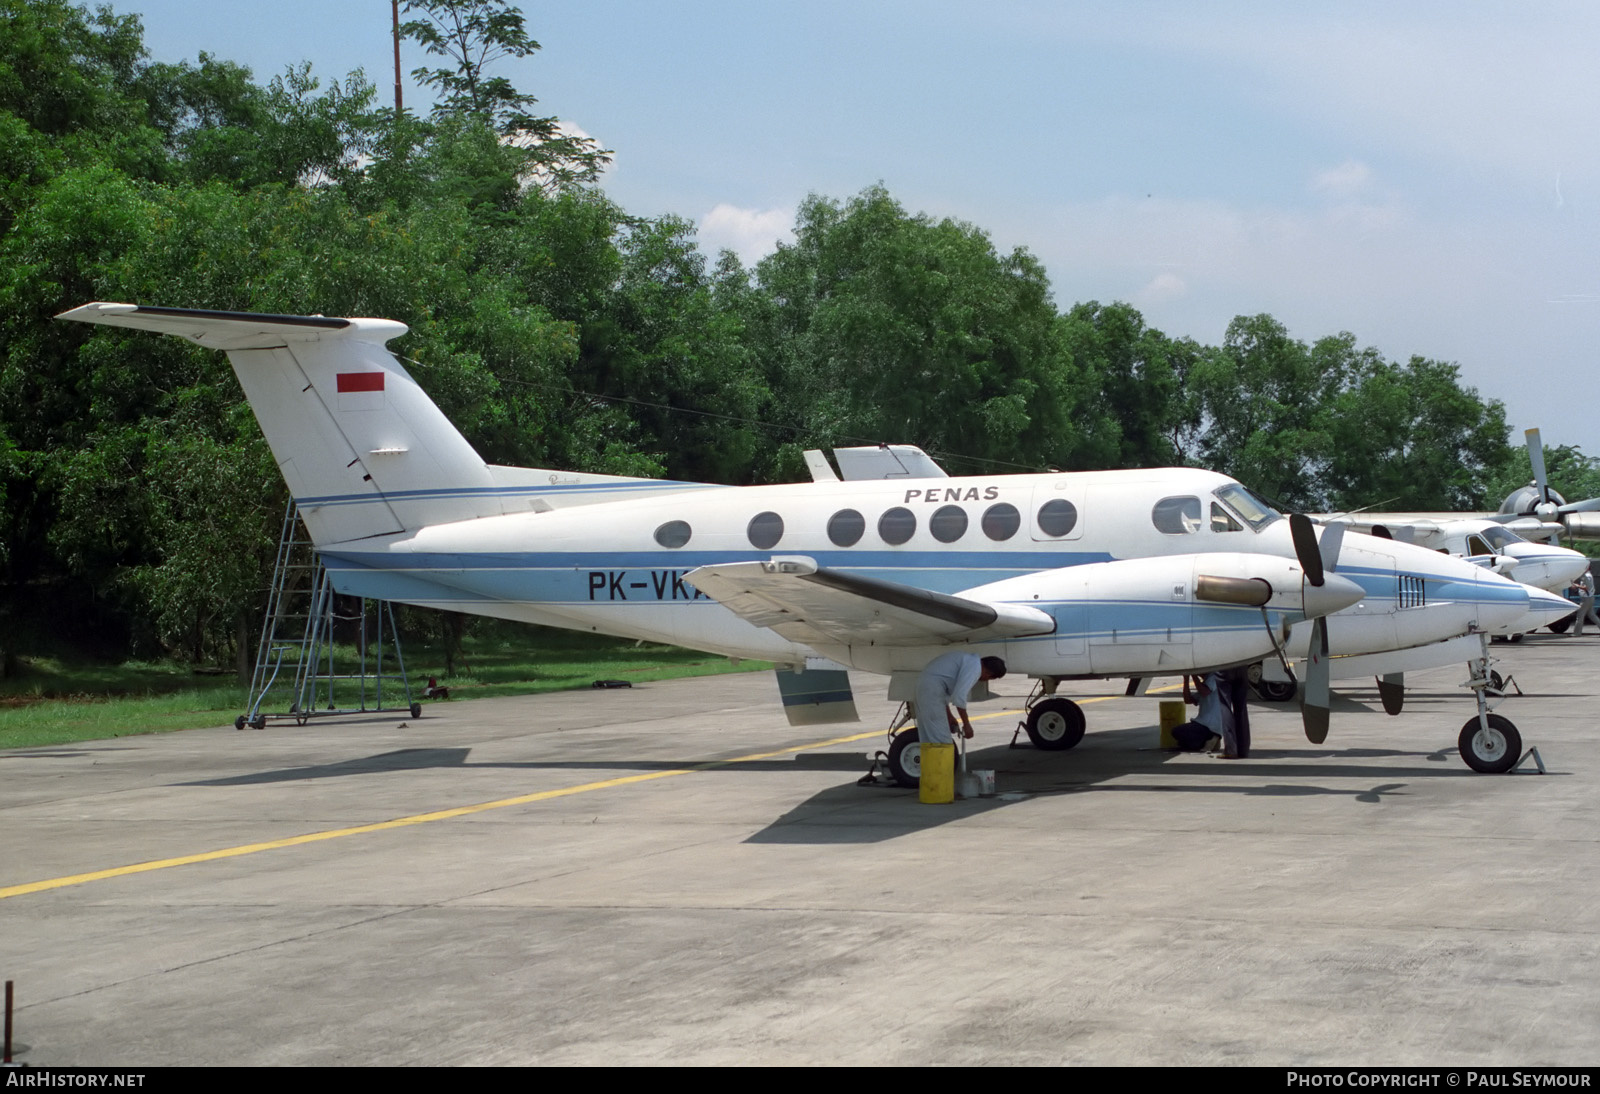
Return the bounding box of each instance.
[1007,678,1086,751]
[1459,633,1522,774]
[1022,696,1086,751]
[878,681,1090,788]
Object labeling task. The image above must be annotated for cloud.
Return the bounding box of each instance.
[697,204,794,266]
[1137,271,1188,305]
[1311,160,1375,199]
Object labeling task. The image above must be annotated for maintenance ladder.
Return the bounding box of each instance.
[239,501,419,729]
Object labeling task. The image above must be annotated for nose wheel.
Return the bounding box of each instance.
[1459,713,1521,774]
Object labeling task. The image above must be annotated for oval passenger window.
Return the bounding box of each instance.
[982,502,1020,541]
[747,511,784,550]
[828,509,865,547]
[879,507,917,546]
[1036,498,1078,537]
[655,520,692,548]
[930,505,968,543]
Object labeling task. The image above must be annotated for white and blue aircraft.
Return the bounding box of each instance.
[58,302,1569,776]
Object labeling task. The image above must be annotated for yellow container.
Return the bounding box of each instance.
[1158,700,1186,749]
[919,742,956,804]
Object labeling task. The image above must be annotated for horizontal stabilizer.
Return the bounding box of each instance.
[684,556,1054,648]
[54,302,407,349]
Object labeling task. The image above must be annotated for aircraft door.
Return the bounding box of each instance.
[1029,480,1087,542]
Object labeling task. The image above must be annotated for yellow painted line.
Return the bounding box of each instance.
[0,687,1173,901]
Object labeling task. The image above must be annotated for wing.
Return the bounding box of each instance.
[684,556,1055,648]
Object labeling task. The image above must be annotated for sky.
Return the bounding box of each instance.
[115,1,1600,456]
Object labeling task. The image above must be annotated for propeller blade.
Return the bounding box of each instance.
[1302,617,1331,744]
[1377,672,1404,716]
[1319,520,1346,575]
[1559,497,1600,515]
[1290,513,1324,587]
[1527,428,1550,505]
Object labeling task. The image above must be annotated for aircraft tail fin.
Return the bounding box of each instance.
[56,303,688,545]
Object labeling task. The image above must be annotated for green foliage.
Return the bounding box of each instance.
[748,186,1081,476]
[0,2,1533,683]
[400,0,608,187]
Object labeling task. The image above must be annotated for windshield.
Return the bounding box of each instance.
[1212,483,1282,532]
[1479,525,1525,551]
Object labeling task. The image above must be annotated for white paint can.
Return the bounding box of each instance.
[958,769,997,797]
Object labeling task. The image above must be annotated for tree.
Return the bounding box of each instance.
[745,186,1084,477]
[400,0,608,187]
[1057,301,1207,469]
[1323,353,1511,512]
[1187,315,1344,509]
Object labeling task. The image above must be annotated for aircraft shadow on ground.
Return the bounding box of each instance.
[743,724,1491,845]
[178,746,874,785]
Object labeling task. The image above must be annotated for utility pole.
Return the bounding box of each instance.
[392,0,403,113]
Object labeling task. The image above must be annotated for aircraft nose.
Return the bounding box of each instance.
[1303,572,1365,618]
[1525,584,1579,620]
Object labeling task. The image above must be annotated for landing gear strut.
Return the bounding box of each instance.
[1459,633,1521,774]
[1245,660,1297,702]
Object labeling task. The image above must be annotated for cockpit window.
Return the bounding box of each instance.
[1479,526,1523,551]
[1212,484,1281,532]
[1153,496,1202,535]
[1210,502,1243,533]
[1466,534,1494,557]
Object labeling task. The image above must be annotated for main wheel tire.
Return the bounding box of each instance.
[1252,679,1297,703]
[1549,617,1573,634]
[1459,713,1522,774]
[886,728,924,788]
[1025,697,1086,751]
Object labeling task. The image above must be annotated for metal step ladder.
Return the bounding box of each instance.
[238,501,420,729]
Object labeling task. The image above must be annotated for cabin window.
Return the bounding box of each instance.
[1211,502,1243,533]
[1152,496,1202,535]
[879,507,917,546]
[929,505,968,543]
[828,509,865,547]
[982,502,1020,541]
[654,520,691,548]
[1466,534,1493,556]
[748,511,784,550]
[1036,498,1078,538]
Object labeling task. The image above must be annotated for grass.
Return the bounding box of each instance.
[0,630,770,750]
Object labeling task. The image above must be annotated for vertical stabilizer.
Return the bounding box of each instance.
[56,303,698,546]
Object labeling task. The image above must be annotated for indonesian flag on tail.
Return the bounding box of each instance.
[336,371,385,411]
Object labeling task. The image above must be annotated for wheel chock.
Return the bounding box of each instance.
[1513,746,1546,774]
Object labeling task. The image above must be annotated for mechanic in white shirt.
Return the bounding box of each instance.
[915,651,1007,744]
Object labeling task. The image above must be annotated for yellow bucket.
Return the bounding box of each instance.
[919,742,956,804]
[1158,700,1185,749]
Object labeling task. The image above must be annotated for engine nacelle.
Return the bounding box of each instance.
[1563,512,1600,540]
